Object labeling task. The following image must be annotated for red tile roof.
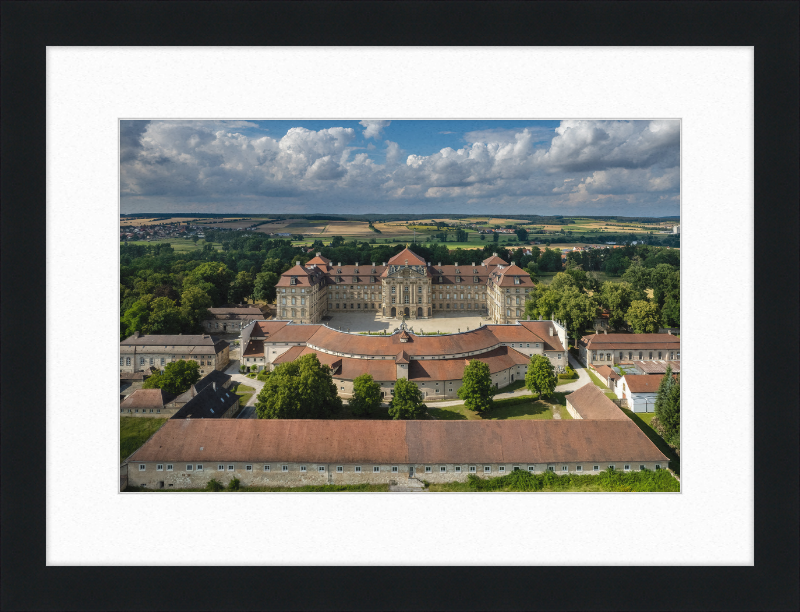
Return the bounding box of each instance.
[129,419,669,464]
[622,375,661,393]
[387,248,427,266]
[120,388,175,409]
[250,321,291,338]
[580,333,680,350]
[565,383,627,420]
[242,340,265,357]
[482,254,509,266]
[407,346,528,382]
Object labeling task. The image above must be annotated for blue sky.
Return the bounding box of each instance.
[120,119,680,217]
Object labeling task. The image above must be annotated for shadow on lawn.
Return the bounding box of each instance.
[622,408,680,477]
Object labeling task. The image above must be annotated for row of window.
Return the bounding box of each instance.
[124,409,162,413]
[139,463,662,473]
[120,356,213,366]
[592,351,679,361]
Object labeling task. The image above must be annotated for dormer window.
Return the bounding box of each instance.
[514,277,520,284]
[337,269,341,274]
[474,277,479,283]
[439,276,443,283]
[354,269,358,274]
[371,268,376,273]
[290,277,297,285]
[455,268,460,274]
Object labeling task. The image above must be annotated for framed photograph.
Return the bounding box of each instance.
[3,2,797,611]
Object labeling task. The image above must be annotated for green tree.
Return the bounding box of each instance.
[515,227,529,242]
[228,271,255,303]
[480,234,486,241]
[621,260,652,295]
[143,360,200,395]
[145,297,183,335]
[184,261,235,306]
[179,286,212,331]
[191,235,199,244]
[457,360,495,413]
[255,353,342,419]
[120,296,153,339]
[524,354,557,399]
[261,258,283,275]
[654,366,680,448]
[555,286,597,347]
[661,294,680,328]
[599,281,635,330]
[536,288,561,320]
[330,235,345,247]
[492,232,500,243]
[253,271,278,303]
[626,300,661,333]
[388,378,427,420]
[349,373,382,417]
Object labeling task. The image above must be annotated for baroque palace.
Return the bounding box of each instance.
[275,247,534,324]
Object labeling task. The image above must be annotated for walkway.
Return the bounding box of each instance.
[224,360,265,419]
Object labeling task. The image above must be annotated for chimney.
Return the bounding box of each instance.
[338,262,341,267]
[212,382,216,392]
[667,329,673,335]
[549,327,554,337]
[493,252,497,256]
[371,262,375,267]
[603,329,607,335]
[355,262,359,267]
[382,262,386,266]
[296,261,300,266]
[454,262,458,267]
[471,262,475,267]
[316,252,321,257]
[438,262,441,267]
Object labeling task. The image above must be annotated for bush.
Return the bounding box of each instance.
[239,365,246,373]
[226,477,241,491]
[204,478,224,492]
[558,366,578,380]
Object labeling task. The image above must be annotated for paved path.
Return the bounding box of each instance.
[225,361,264,419]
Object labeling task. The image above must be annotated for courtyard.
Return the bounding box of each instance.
[321,311,490,334]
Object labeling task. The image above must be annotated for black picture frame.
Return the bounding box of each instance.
[2,2,797,610]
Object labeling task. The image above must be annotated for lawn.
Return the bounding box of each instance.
[333,405,396,420]
[429,393,569,421]
[234,383,255,407]
[120,417,168,463]
[585,368,609,389]
[427,469,679,492]
[620,408,680,476]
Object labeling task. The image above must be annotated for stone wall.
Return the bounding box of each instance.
[127,460,669,489]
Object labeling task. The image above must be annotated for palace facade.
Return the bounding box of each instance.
[275,247,535,324]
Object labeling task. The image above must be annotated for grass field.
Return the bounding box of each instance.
[427,466,679,492]
[585,368,609,389]
[620,408,680,476]
[429,392,570,421]
[120,417,168,463]
[126,483,390,492]
[234,383,255,407]
[122,238,223,252]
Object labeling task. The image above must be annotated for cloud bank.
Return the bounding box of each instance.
[120,120,680,215]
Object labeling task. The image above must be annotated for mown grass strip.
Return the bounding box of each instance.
[120,417,168,463]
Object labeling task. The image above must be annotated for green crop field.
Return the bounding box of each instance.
[122,238,223,252]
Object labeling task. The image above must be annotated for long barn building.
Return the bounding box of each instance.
[126,418,671,489]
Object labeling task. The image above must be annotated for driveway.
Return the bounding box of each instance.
[225,360,264,419]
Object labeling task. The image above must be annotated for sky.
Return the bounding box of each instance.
[120,119,680,217]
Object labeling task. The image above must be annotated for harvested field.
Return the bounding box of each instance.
[321,221,377,236]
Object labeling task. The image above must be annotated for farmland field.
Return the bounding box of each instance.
[122,238,223,252]
[121,217,220,226]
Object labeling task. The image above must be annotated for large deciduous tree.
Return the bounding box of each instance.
[228,271,255,303]
[183,261,235,306]
[255,353,342,419]
[349,373,382,417]
[525,354,557,399]
[145,297,183,335]
[179,286,212,331]
[599,281,635,330]
[388,378,427,420]
[661,294,680,328]
[626,300,661,333]
[143,359,201,395]
[253,271,279,303]
[457,360,495,413]
[554,285,597,346]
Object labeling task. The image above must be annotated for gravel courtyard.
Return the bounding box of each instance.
[322,312,490,334]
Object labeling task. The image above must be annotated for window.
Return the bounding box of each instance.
[218,464,224,471]
[373,466,380,473]
[166,464,173,471]
[527,466,535,472]
[498,466,505,473]
[593,465,599,471]
[318,466,325,472]
[186,465,193,471]
[620,352,624,361]
[455,466,462,473]
[196,464,203,471]
[440,466,446,473]
[469,466,476,473]
[392,466,398,473]
[548,466,554,472]
[576,465,582,472]
[336,466,343,473]
[655,464,661,470]
[484,466,491,473]
[300,466,307,472]
[355,466,361,473]
[624,465,630,471]
[264,465,270,472]
[228,465,234,471]
[608,465,615,471]
[513,466,520,471]
[639,465,645,471]
[649,352,653,360]
[562,465,569,472]
[140,357,145,365]
[120,357,124,366]
[425,466,432,473]
[126,357,131,366]
[282,465,288,472]
[157,464,163,471]
[139,464,146,471]
[245,465,252,471]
